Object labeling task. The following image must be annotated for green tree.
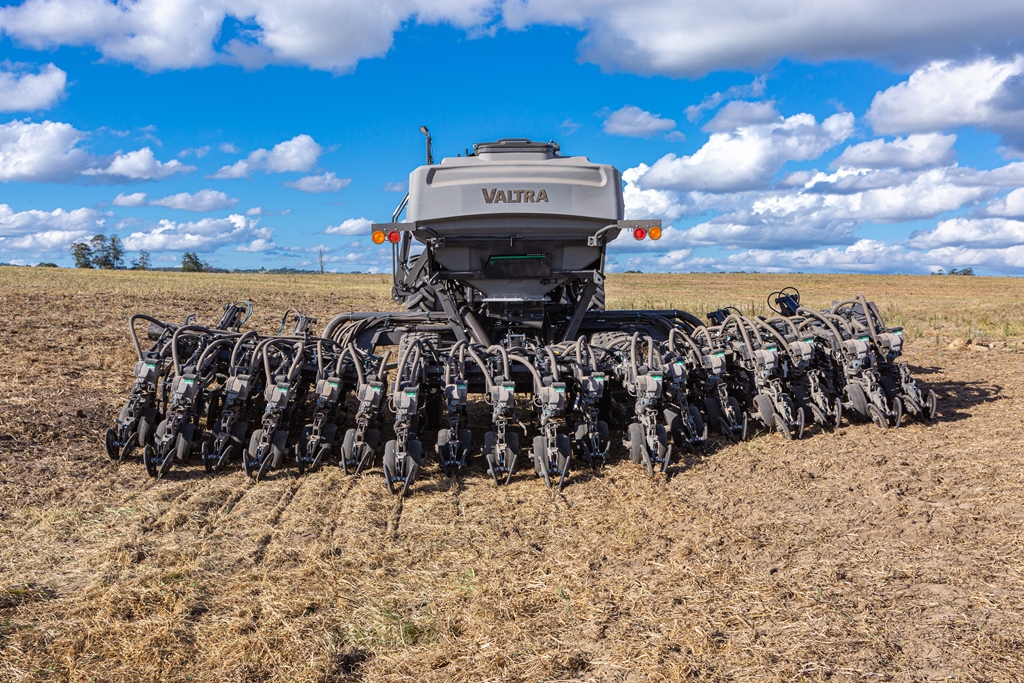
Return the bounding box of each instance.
[88,234,126,269]
[107,235,125,269]
[181,251,208,272]
[130,249,152,270]
[89,234,112,268]
[36,262,58,268]
[70,241,94,268]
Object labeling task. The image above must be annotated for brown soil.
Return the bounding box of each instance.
[1,268,1022,682]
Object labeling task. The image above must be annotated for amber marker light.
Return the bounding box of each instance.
[649,226,662,240]
[387,230,402,244]
[632,226,647,240]
[371,230,386,244]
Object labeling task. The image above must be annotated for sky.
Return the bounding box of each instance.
[2,1,1024,274]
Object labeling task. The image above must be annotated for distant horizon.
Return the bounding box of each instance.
[2,2,1024,274]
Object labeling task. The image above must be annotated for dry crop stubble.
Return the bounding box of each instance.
[1,267,1023,682]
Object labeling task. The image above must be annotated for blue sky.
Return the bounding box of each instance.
[2,1,1024,274]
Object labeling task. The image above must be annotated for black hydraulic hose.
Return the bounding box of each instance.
[576,338,598,372]
[394,338,422,395]
[129,314,173,361]
[508,353,544,392]
[722,315,755,356]
[823,311,857,337]
[229,330,259,370]
[669,327,704,359]
[544,346,560,382]
[196,336,235,375]
[485,345,510,379]
[323,310,443,342]
[464,346,495,392]
[444,340,466,384]
[853,294,882,343]
[797,307,845,343]
[339,344,364,387]
[754,318,792,353]
[765,315,802,338]
[629,332,641,379]
[171,325,214,375]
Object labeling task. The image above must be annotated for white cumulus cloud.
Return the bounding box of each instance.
[908,217,1024,249]
[122,213,271,252]
[324,217,372,235]
[211,134,322,179]
[867,56,1024,150]
[283,171,350,193]
[637,105,854,192]
[112,192,147,206]
[149,189,238,211]
[0,62,67,111]
[83,147,196,181]
[502,1,1024,77]
[833,134,957,170]
[0,119,88,181]
[2,1,1024,79]
[602,105,678,138]
[0,203,103,255]
[981,188,1024,217]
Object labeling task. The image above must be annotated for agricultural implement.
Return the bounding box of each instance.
[105,136,936,491]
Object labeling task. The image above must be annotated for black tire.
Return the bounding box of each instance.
[177,423,196,464]
[245,429,263,478]
[628,422,645,464]
[533,435,550,487]
[483,431,499,483]
[703,397,725,434]
[341,428,356,474]
[868,403,887,430]
[924,389,937,421]
[890,396,903,428]
[104,428,118,460]
[754,394,774,429]
[139,408,157,447]
[507,430,521,456]
[270,430,288,469]
[554,434,572,489]
[687,405,704,441]
[383,439,398,495]
[118,432,138,462]
[774,412,792,440]
[297,426,313,474]
[663,409,683,447]
[845,384,870,421]
[437,428,452,472]
[314,424,337,472]
[142,444,157,477]
[655,424,670,473]
[403,441,422,494]
[202,439,213,473]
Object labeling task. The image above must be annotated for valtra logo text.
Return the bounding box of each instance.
[481,188,549,204]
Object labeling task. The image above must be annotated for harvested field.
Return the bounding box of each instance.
[1,267,1023,682]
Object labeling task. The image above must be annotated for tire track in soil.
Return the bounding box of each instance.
[248,479,304,566]
[315,473,361,546]
[386,496,404,539]
[253,470,351,567]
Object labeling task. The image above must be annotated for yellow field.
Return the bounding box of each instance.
[1,267,1023,682]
